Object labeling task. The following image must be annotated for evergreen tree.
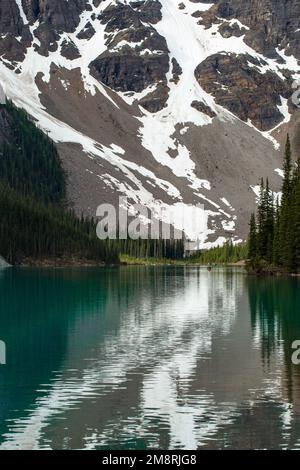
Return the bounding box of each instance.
[282,134,292,202]
[273,198,280,266]
[279,135,293,267]
[290,158,300,271]
[265,179,274,263]
[248,213,257,267]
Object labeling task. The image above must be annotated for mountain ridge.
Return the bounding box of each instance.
[1,0,299,247]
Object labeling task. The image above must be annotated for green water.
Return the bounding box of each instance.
[0,266,300,450]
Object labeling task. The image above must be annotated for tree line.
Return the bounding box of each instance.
[248,135,300,272]
[117,237,185,260]
[189,240,248,265]
[0,101,185,264]
[0,101,119,264]
[0,183,120,264]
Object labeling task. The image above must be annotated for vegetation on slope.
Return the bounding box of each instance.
[0,101,118,265]
[0,101,65,204]
[187,241,247,265]
[117,238,185,261]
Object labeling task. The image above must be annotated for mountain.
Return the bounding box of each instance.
[1,0,300,248]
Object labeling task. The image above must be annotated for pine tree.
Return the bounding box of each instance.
[282,134,292,202]
[290,158,300,271]
[265,179,274,263]
[257,178,266,258]
[279,135,293,267]
[248,213,257,267]
[273,198,280,266]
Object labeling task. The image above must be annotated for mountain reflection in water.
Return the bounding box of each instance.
[0,266,300,450]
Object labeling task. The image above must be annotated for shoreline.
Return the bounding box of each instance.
[3,255,250,269]
[121,257,247,268]
[18,257,107,268]
[246,265,300,277]
[7,258,299,277]
[17,259,248,268]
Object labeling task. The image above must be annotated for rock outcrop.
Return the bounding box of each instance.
[195,53,292,131]
[23,0,89,55]
[199,0,300,61]
[90,1,170,111]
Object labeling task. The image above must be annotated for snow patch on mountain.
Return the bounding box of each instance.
[275,168,284,178]
[15,0,29,26]
[251,184,282,205]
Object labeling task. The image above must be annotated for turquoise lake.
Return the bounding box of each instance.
[1,266,300,450]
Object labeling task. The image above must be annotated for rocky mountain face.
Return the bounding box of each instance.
[1,0,300,247]
[201,0,300,60]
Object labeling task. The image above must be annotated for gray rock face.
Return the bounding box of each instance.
[25,0,89,55]
[60,39,81,60]
[191,101,216,118]
[0,0,31,61]
[0,0,89,57]
[195,53,292,131]
[200,0,300,60]
[90,1,170,112]
[90,51,169,106]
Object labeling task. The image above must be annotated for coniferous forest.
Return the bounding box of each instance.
[189,241,247,265]
[0,101,184,265]
[0,101,120,265]
[248,135,300,273]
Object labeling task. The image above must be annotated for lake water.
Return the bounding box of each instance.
[0,266,300,450]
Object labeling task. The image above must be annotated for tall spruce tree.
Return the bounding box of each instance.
[290,158,300,271]
[257,178,266,258]
[273,198,280,266]
[248,213,257,267]
[265,179,274,263]
[282,134,292,201]
[279,135,293,267]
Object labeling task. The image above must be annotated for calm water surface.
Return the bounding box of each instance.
[0,266,300,450]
